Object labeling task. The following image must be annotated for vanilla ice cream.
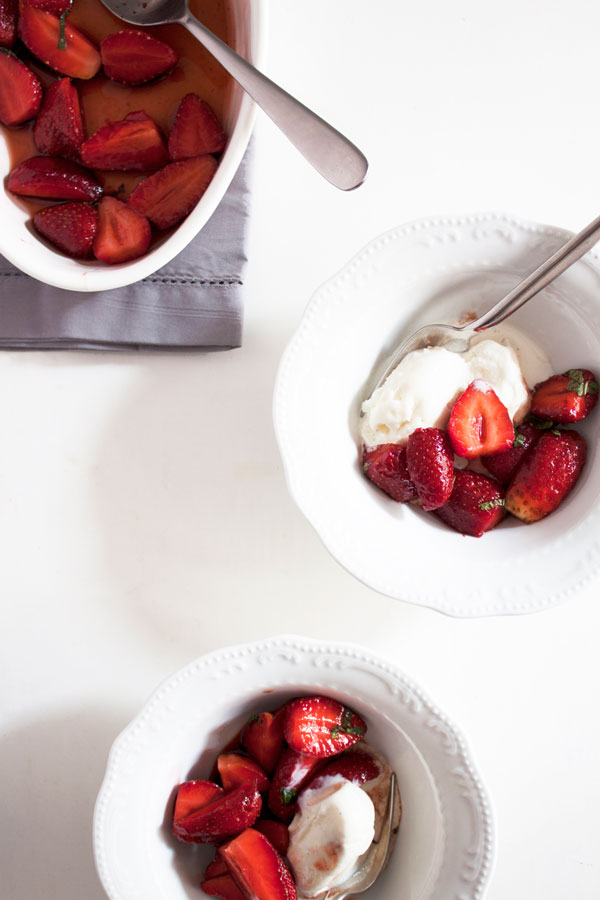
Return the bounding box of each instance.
[287,776,375,898]
[361,337,536,448]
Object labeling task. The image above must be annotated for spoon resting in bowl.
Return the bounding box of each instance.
[99,0,368,191]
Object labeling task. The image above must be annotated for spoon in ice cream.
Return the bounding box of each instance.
[365,213,600,402]
[99,0,368,191]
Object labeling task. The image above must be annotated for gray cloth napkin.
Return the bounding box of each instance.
[0,144,252,350]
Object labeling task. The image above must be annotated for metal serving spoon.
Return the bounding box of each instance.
[315,773,399,900]
[365,213,600,401]
[99,0,368,191]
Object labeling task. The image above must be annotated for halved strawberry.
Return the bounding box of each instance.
[284,696,366,759]
[28,0,72,14]
[406,427,454,511]
[128,155,218,229]
[172,782,261,844]
[81,110,168,172]
[7,156,102,201]
[0,50,42,126]
[241,711,285,776]
[254,820,290,858]
[531,368,599,423]
[448,380,514,458]
[362,443,417,503]
[201,874,246,900]
[217,753,270,793]
[204,854,229,880]
[173,779,223,824]
[33,77,84,159]
[268,747,323,822]
[33,201,98,258]
[481,421,542,485]
[304,748,381,792]
[434,469,505,537]
[505,429,586,523]
[92,196,151,264]
[221,829,297,900]
[100,29,177,85]
[19,5,101,79]
[0,0,17,47]
[168,93,227,160]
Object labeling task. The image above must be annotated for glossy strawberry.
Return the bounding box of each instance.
[173,780,223,824]
[268,747,323,822]
[434,469,506,537]
[505,429,586,523]
[304,747,381,792]
[168,93,227,160]
[406,427,454,510]
[0,50,42,126]
[284,696,366,759]
[204,855,229,880]
[7,156,102,201]
[201,874,246,900]
[217,753,270,793]
[531,368,599,423]
[100,29,177,84]
[33,77,84,159]
[241,711,285,775]
[221,829,297,900]
[128,155,218,229]
[33,201,98,258]
[254,820,290,858]
[93,196,151,265]
[448,380,514,458]
[28,0,72,14]
[362,443,417,502]
[81,110,168,172]
[19,5,101,79]
[0,0,17,47]
[481,420,542,485]
[172,782,261,844]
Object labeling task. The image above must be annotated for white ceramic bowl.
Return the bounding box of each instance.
[0,1,267,292]
[273,213,600,617]
[93,635,494,900]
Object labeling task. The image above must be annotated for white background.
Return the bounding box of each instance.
[1,1,599,898]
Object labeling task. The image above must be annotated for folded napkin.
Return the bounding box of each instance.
[0,144,252,351]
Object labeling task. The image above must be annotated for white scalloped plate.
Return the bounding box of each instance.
[273,213,600,617]
[93,636,494,900]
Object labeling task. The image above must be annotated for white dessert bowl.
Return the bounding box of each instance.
[93,635,494,900]
[273,213,600,617]
[0,0,267,292]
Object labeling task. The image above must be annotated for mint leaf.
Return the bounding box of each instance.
[513,433,526,448]
[280,787,298,806]
[527,414,555,431]
[58,9,70,50]
[247,713,261,725]
[331,709,366,740]
[479,498,504,511]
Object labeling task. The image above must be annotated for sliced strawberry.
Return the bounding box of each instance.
[217,753,270,794]
[92,196,151,264]
[0,50,42,126]
[481,421,542,485]
[33,77,84,160]
[304,747,381,792]
[100,29,177,85]
[434,469,505,537]
[284,696,366,760]
[81,110,168,172]
[505,429,586,523]
[406,427,454,511]
[28,0,72,14]
[33,201,97,258]
[128,155,218,229]
[7,156,102,201]
[448,380,514,458]
[531,368,599,423]
[241,711,285,775]
[268,747,323,822]
[19,5,101,79]
[254,820,290,858]
[173,779,223,824]
[204,855,229,880]
[362,443,417,503]
[172,782,261,844]
[201,874,246,900]
[0,0,17,47]
[168,93,227,160]
[221,829,297,900]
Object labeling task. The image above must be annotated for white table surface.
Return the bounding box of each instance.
[2,1,599,898]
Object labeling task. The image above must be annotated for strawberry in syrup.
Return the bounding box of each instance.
[406,427,454,510]
[530,368,599,423]
[448,380,514,458]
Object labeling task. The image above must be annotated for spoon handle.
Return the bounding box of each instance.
[472,214,600,331]
[184,13,368,191]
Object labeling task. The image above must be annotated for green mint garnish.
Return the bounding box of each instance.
[513,433,526,448]
[247,713,261,725]
[479,498,504,511]
[58,10,70,51]
[330,708,366,740]
[527,414,555,431]
[280,787,298,806]
[566,369,598,397]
